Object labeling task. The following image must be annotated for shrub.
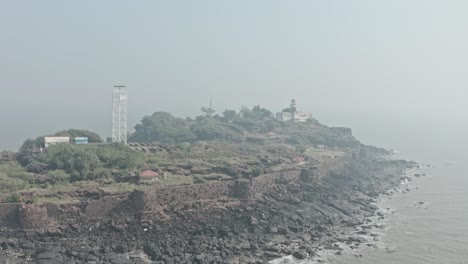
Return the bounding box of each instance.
[300,169,315,183]
[190,120,230,140]
[4,193,22,203]
[295,145,307,154]
[44,144,101,180]
[201,174,225,181]
[25,161,47,174]
[0,167,30,191]
[0,164,37,184]
[46,170,71,184]
[97,144,145,169]
[90,167,113,181]
[193,176,207,184]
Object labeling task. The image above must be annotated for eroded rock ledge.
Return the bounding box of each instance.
[0,156,416,263]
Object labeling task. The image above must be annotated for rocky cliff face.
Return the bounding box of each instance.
[0,156,416,264]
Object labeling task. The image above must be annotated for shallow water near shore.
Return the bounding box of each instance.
[273,161,468,264]
[325,161,468,264]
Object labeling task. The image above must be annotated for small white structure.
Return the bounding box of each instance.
[44,137,70,148]
[294,112,312,122]
[74,137,89,145]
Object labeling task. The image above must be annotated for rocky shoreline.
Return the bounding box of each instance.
[0,156,417,264]
[273,165,427,264]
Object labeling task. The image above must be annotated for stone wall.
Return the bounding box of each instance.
[0,203,50,229]
[18,204,48,230]
[85,196,126,218]
[0,203,20,227]
[0,166,332,228]
[249,170,301,197]
[135,181,235,212]
[45,203,62,219]
[133,169,303,213]
[132,190,146,211]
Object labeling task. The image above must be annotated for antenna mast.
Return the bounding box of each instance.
[209,96,212,118]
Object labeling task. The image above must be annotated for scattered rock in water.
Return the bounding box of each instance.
[414,201,426,208]
[374,223,385,229]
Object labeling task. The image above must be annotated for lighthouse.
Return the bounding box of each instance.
[290,99,297,112]
[275,99,312,123]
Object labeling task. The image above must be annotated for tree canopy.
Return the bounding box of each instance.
[190,119,243,141]
[42,144,101,181]
[130,112,196,143]
[222,110,237,123]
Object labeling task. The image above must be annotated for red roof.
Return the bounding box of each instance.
[292,156,305,163]
[139,170,159,177]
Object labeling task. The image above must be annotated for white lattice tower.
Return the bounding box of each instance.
[112,86,128,144]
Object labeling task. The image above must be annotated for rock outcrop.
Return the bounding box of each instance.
[0,157,416,263]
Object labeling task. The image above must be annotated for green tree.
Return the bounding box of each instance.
[97,144,145,170]
[201,107,215,118]
[190,120,226,140]
[19,138,45,152]
[239,106,253,119]
[43,144,101,181]
[130,112,196,143]
[90,167,113,181]
[46,170,71,184]
[251,105,273,120]
[237,105,273,121]
[222,110,237,123]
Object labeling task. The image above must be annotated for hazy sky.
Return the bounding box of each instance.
[1,1,468,151]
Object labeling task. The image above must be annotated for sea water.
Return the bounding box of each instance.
[323,114,468,264]
[330,162,468,264]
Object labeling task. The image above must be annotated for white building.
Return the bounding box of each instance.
[294,112,312,122]
[44,137,70,148]
[276,99,312,123]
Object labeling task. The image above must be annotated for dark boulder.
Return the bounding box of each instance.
[293,250,308,260]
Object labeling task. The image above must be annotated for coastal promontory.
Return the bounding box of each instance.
[0,106,415,263]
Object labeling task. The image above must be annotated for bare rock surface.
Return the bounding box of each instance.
[0,158,416,263]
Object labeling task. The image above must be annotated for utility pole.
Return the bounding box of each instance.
[209,96,212,118]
